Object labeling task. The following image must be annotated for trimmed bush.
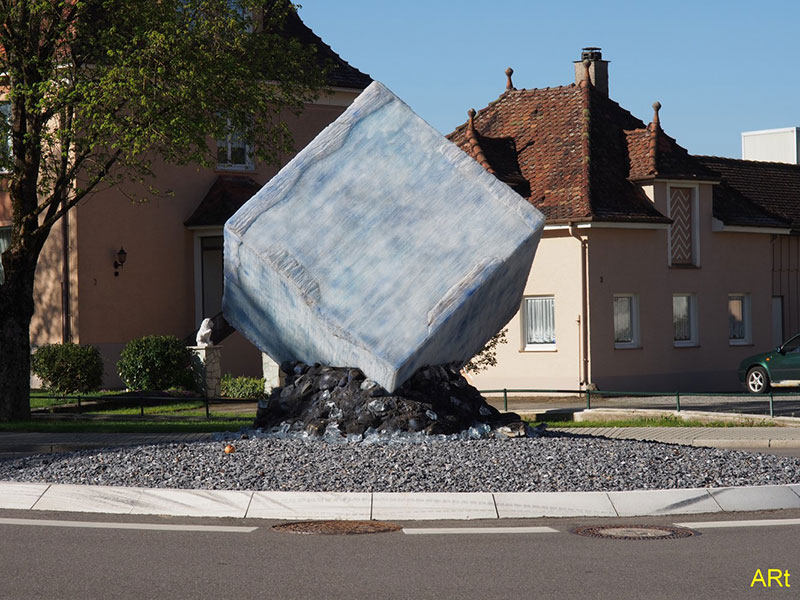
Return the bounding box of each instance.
[117,335,196,392]
[221,374,266,400]
[31,343,104,393]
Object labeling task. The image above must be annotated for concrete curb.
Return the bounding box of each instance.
[2,481,800,521]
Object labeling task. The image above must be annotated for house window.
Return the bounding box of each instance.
[728,294,751,345]
[673,293,698,347]
[216,120,252,171]
[0,102,11,171]
[668,186,698,266]
[0,226,10,284]
[523,296,555,350]
[613,294,640,348]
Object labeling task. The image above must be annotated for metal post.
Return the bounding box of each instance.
[77,396,81,414]
[675,392,681,412]
[206,397,210,419]
[503,389,508,412]
[769,392,774,418]
[585,389,591,410]
[140,399,144,417]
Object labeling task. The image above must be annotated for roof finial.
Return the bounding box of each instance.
[505,67,515,91]
[582,58,592,88]
[467,108,476,130]
[652,101,661,127]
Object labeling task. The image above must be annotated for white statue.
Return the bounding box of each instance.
[196,318,213,347]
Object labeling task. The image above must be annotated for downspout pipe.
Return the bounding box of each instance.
[569,222,589,388]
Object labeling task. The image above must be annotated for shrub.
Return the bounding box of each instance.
[31,343,104,393]
[117,335,196,392]
[221,374,267,399]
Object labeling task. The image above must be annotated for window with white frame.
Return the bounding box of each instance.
[523,296,556,350]
[728,293,752,345]
[613,294,640,348]
[0,102,11,171]
[673,293,698,347]
[216,119,252,171]
[0,226,10,284]
[668,185,699,266]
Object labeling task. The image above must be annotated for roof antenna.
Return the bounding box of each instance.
[505,67,515,91]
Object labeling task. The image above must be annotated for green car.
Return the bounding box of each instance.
[738,334,800,393]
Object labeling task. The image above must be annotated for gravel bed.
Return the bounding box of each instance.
[2,431,800,492]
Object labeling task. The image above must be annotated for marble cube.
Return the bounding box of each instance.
[223,81,543,392]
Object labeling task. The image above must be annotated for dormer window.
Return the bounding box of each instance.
[668,185,699,267]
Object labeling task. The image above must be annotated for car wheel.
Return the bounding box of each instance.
[746,367,770,394]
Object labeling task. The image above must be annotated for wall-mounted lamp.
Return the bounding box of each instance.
[113,247,127,276]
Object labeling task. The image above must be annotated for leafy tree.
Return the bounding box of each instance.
[0,0,326,420]
[463,328,508,375]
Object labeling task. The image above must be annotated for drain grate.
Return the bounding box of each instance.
[273,520,402,535]
[572,525,699,540]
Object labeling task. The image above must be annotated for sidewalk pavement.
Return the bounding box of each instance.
[3,419,800,521]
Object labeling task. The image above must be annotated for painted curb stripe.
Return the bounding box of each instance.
[403,526,559,535]
[0,517,257,533]
[675,518,800,529]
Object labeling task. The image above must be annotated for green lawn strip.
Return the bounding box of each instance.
[541,416,779,428]
[0,419,253,433]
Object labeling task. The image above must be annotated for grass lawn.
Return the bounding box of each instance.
[0,419,253,433]
[542,416,779,428]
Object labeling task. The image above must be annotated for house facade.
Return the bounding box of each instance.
[0,12,371,388]
[451,49,797,392]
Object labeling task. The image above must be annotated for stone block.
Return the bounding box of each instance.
[224,81,544,392]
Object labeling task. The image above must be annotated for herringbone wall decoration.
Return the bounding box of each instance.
[670,188,693,264]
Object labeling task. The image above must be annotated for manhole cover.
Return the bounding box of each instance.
[273,520,402,535]
[572,525,698,540]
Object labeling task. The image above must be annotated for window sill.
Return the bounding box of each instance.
[215,164,255,173]
[614,343,642,350]
[729,341,754,347]
[668,264,700,269]
[673,342,700,348]
[521,345,557,352]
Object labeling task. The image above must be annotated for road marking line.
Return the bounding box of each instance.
[403,526,559,535]
[676,518,800,529]
[0,518,257,533]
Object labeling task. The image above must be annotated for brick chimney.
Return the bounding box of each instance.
[574,47,609,96]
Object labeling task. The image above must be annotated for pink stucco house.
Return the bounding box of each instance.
[449,48,800,392]
[0,12,371,388]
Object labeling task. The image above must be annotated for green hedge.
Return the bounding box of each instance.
[31,343,104,393]
[117,335,196,392]
[221,374,266,399]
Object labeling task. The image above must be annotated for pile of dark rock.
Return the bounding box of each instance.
[254,361,534,439]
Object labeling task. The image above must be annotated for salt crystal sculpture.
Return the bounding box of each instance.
[223,82,544,392]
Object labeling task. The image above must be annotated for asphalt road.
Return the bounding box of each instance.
[2,508,799,599]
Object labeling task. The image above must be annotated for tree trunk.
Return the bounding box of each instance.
[0,255,37,421]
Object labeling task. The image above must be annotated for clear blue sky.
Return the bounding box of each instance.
[299,0,799,159]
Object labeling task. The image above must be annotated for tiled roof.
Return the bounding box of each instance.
[184,176,261,228]
[696,156,799,230]
[282,10,372,90]
[448,84,671,224]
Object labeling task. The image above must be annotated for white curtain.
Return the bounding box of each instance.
[0,227,10,284]
[729,296,745,340]
[673,295,691,341]
[525,297,555,344]
[613,296,632,343]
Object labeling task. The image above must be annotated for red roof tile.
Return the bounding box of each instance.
[448,84,671,224]
[696,156,798,230]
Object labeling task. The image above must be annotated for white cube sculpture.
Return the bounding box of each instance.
[224,82,544,392]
